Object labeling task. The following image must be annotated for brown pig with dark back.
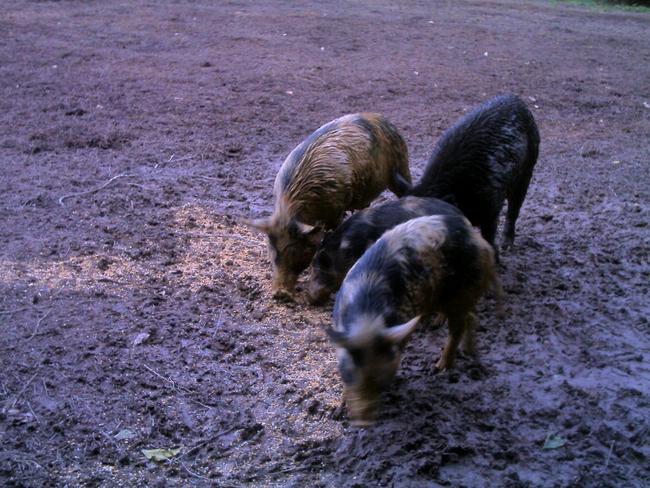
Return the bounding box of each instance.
[248,113,411,299]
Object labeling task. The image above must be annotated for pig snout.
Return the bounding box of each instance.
[306,280,331,305]
[344,387,379,427]
[271,274,298,301]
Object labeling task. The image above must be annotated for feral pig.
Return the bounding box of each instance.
[406,94,539,258]
[307,196,462,305]
[247,113,411,299]
[328,214,503,426]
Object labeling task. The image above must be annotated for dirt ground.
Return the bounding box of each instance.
[1,0,649,486]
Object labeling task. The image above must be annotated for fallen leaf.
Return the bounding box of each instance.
[114,429,135,440]
[643,101,649,109]
[142,447,182,462]
[543,433,566,450]
[133,332,150,347]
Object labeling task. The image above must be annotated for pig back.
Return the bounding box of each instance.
[273,113,409,228]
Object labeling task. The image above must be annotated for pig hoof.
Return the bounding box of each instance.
[434,358,453,371]
[432,363,445,374]
[350,418,375,428]
[459,344,477,357]
[272,289,294,302]
[306,291,329,306]
[495,306,506,320]
[462,347,477,358]
[431,314,446,328]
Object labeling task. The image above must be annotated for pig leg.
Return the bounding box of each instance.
[431,313,447,328]
[435,312,466,371]
[461,312,478,357]
[480,217,500,263]
[503,168,534,250]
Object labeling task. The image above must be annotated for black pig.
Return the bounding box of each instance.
[404,94,540,258]
[307,196,462,304]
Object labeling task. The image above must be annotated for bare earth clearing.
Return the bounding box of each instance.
[1,0,649,486]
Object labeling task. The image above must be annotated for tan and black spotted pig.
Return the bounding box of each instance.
[328,214,504,426]
[248,113,411,299]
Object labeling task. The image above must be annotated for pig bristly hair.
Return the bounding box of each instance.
[274,118,370,226]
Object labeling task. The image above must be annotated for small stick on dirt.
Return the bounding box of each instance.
[214,308,224,329]
[184,396,216,410]
[27,309,51,342]
[143,364,215,409]
[169,155,195,164]
[604,441,615,469]
[180,462,211,481]
[180,426,240,459]
[143,364,176,388]
[58,173,132,206]
[0,451,44,471]
[8,372,39,409]
[27,401,40,424]
[0,306,33,316]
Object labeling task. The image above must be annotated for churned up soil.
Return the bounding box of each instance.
[1,0,649,486]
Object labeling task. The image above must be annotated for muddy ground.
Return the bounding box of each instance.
[1,0,649,486]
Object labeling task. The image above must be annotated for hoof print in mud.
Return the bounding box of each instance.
[97,257,112,271]
[239,423,264,442]
[466,364,486,381]
[445,371,461,384]
[306,399,320,415]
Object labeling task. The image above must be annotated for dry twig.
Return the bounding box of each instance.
[58,173,132,206]
[143,364,214,410]
[27,309,51,341]
[0,306,33,316]
[8,372,39,410]
[27,401,40,424]
[143,364,176,387]
[605,441,615,469]
[180,462,212,481]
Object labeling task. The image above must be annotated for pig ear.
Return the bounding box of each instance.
[391,169,412,197]
[294,221,320,236]
[381,316,420,345]
[326,327,348,346]
[243,218,272,234]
